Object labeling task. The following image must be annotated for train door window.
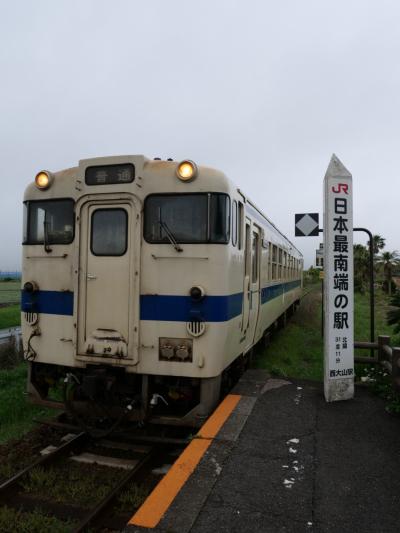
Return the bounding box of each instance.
[238,202,244,249]
[232,200,238,246]
[91,209,128,256]
[283,251,287,280]
[252,231,259,282]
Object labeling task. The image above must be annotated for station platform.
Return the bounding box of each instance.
[126,369,400,533]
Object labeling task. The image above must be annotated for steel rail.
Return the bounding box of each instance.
[35,416,191,446]
[0,432,87,495]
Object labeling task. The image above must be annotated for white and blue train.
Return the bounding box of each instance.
[21,156,303,427]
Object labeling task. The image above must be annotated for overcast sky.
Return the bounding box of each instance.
[1,0,399,270]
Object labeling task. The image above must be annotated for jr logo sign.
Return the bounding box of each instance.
[331,183,349,194]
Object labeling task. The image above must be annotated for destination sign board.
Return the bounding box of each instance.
[323,154,354,402]
[85,163,135,185]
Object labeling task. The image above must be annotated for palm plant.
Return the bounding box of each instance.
[371,234,386,256]
[377,251,400,296]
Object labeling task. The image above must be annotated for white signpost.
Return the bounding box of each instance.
[323,155,354,402]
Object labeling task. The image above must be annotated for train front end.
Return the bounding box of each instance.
[22,156,236,428]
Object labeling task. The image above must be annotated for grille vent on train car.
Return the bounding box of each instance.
[186,320,206,337]
[24,312,38,326]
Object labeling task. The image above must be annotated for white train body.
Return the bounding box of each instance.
[22,155,303,426]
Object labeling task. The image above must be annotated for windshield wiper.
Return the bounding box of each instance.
[158,219,183,252]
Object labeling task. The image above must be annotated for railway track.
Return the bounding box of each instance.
[0,423,188,532]
[0,326,21,347]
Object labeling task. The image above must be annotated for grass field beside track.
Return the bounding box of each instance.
[0,280,21,329]
[0,304,20,329]
[254,285,397,380]
[0,280,20,305]
[0,363,56,444]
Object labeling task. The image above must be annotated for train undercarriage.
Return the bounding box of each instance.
[27,352,250,432]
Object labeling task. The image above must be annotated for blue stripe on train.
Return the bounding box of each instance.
[21,290,74,316]
[140,293,243,322]
[20,280,301,321]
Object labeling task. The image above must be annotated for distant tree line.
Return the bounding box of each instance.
[305,234,399,295]
[354,235,399,295]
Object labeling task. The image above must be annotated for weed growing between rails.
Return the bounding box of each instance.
[0,507,74,533]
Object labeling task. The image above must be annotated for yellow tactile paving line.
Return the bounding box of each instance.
[128,394,242,529]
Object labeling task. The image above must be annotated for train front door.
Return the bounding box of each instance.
[242,220,261,352]
[77,198,139,362]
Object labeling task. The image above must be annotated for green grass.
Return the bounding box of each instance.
[254,286,323,380]
[354,290,394,340]
[254,286,397,381]
[21,463,125,506]
[0,363,56,444]
[0,280,20,305]
[0,304,20,329]
[0,507,74,533]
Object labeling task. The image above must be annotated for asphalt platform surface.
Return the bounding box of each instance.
[127,370,400,533]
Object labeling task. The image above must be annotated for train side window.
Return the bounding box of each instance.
[252,232,259,282]
[244,223,251,276]
[238,202,244,249]
[283,251,287,280]
[210,194,230,243]
[232,200,238,247]
[278,248,283,279]
[268,243,272,280]
[22,203,28,243]
[91,208,128,256]
[272,245,277,280]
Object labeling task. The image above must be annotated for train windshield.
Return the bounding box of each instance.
[144,193,230,244]
[24,199,74,245]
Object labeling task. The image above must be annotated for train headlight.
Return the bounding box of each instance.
[190,285,205,301]
[35,170,53,190]
[176,160,198,181]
